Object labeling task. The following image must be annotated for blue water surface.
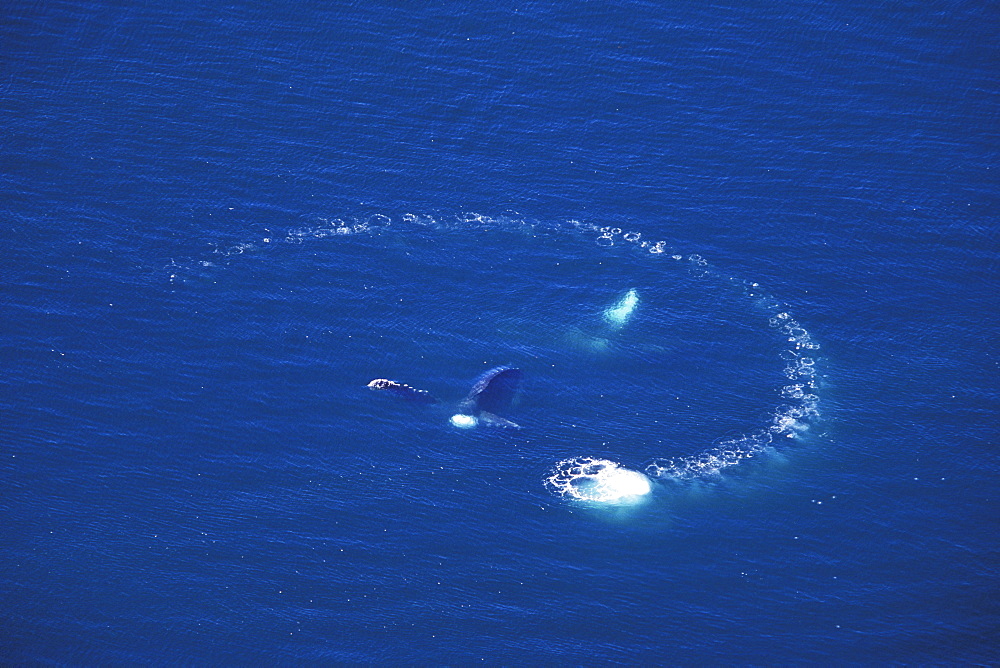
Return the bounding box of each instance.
[2,0,997,664]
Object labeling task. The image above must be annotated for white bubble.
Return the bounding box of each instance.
[782,384,805,399]
[449,414,478,429]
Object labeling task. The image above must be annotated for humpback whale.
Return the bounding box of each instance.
[366,366,522,428]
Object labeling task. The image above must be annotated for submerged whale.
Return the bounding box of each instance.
[366,366,522,428]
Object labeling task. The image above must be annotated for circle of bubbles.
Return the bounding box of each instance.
[171,211,821,497]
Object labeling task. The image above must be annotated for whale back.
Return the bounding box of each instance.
[463,366,523,415]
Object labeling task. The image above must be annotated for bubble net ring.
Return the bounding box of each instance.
[166,212,821,500]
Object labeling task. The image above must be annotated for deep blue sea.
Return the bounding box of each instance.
[2,1,997,664]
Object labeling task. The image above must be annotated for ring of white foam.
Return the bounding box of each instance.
[545,457,653,503]
[176,211,821,495]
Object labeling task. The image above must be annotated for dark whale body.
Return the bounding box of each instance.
[459,366,522,417]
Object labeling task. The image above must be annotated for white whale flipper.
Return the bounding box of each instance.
[602,288,639,329]
[478,411,520,429]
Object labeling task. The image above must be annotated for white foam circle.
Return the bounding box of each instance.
[173,212,822,497]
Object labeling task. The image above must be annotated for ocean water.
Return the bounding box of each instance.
[2,0,997,664]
